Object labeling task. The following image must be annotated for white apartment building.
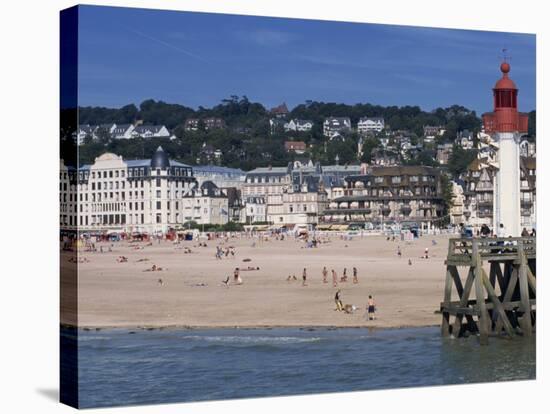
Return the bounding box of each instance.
[242,196,267,224]
[60,147,228,234]
[267,177,328,226]
[357,117,385,134]
[182,181,229,225]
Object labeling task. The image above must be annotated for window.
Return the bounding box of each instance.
[156,201,161,210]
[156,190,161,198]
[156,178,161,187]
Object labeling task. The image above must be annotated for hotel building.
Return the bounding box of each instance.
[60,146,228,234]
[322,165,446,229]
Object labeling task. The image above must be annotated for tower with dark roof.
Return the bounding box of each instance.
[150,146,170,170]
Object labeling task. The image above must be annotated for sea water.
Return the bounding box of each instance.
[66,326,535,408]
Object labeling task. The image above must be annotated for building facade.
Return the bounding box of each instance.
[322,166,446,228]
[266,176,328,226]
[357,117,385,134]
[323,117,351,137]
[284,119,314,132]
[60,147,230,234]
[460,156,536,231]
[192,165,246,189]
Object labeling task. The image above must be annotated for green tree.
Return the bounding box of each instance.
[448,145,478,178]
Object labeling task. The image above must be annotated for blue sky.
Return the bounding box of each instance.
[77,5,536,114]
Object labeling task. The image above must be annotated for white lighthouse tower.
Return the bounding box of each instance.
[482,61,529,237]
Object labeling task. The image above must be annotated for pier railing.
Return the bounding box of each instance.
[446,237,536,266]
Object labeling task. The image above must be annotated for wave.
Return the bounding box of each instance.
[179,335,322,345]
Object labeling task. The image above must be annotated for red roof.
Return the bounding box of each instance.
[284,141,306,151]
[494,62,517,90]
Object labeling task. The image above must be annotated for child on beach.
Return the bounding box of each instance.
[302,268,307,286]
[367,295,376,320]
[322,266,328,283]
[353,267,358,284]
[331,269,338,287]
[397,246,402,258]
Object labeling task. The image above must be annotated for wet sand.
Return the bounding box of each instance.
[68,233,454,329]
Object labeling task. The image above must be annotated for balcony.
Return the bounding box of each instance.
[400,206,412,215]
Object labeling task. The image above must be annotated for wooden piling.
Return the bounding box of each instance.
[440,237,536,344]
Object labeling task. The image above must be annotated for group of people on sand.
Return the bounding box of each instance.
[396,245,430,263]
[215,245,236,260]
[321,266,359,287]
[286,266,359,287]
[334,290,376,320]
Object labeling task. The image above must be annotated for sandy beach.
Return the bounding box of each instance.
[67,233,455,329]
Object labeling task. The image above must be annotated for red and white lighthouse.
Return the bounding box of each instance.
[482,61,529,236]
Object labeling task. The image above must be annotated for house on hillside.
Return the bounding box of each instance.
[284,119,314,132]
[203,117,225,130]
[270,103,289,119]
[77,124,96,144]
[184,118,200,131]
[323,117,351,138]
[436,143,454,165]
[455,130,474,149]
[112,124,135,139]
[284,141,307,154]
[132,125,170,138]
[357,117,385,134]
[269,118,286,134]
[423,125,445,140]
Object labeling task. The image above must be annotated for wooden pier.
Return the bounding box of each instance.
[440,237,536,344]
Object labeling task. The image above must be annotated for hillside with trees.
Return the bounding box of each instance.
[77,97,536,174]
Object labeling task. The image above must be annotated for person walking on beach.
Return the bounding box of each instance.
[352,267,358,284]
[341,268,348,282]
[397,245,401,258]
[367,295,376,320]
[302,268,308,286]
[335,289,343,311]
[331,269,338,287]
[233,268,240,284]
[322,266,328,283]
